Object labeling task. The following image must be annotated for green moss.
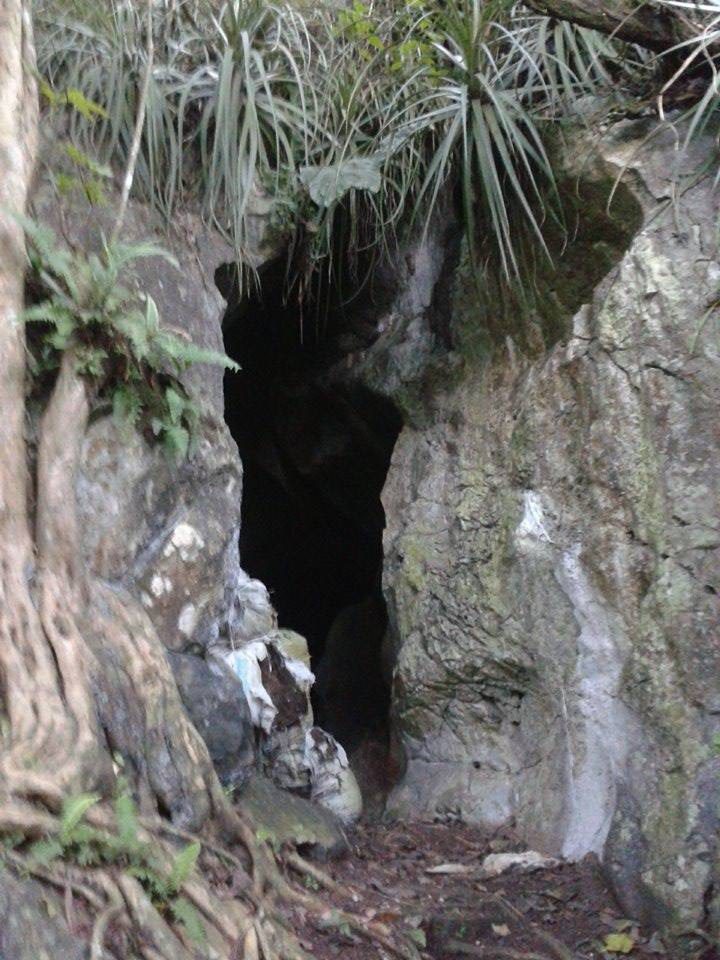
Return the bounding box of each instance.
[449,173,644,368]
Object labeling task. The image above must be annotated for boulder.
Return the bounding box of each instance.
[169,651,254,788]
[78,415,242,656]
[239,774,349,861]
[350,123,720,929]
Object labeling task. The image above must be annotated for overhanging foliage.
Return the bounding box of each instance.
[34,0,720,299]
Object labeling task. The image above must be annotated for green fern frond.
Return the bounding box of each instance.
[114,788,140,850]
[168,841,201,894]
[60,793,101,842]
[162,423,191,461]
[28,838,64,866]
[22,217,237,461]
[170,895,206,946]
[112,385,143,432]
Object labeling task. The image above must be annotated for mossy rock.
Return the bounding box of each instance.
[239,774,349,861]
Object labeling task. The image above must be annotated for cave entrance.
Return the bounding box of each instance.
[218,258,402,760]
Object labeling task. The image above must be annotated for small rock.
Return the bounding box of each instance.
[305,727,363,826]
[239,774,349,861]
[480,850,560,877]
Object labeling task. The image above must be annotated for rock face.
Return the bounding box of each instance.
[78,416,243,657]
[356,124,720,929]
[0,874,85,960]
[40,181,261,786]
[169,651,254,788]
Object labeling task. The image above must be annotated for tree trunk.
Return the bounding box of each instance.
[522,0,689,52]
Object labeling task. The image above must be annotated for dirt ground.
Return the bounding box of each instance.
[283,819,720,960]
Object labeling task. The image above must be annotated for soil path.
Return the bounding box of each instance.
[282,819,717,960]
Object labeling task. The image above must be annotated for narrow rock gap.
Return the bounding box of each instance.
[217,258,402,779]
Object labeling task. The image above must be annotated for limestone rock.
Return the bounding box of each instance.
[305,727,363,826]
[481,851,560,878]
[228,569,277,644]
[361,123,720,928]
[170,651,254,788]
[271,628,312,669]
[78,415,242,656]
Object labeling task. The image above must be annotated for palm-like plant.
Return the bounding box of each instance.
[656,0,720,146]
[380,0,561,277]
[35,0,628,298]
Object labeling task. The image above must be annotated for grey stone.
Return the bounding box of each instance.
[352,123,720,929]
[78,414,242,657]
[239,774,349,861]
[0,872,85,960]
[170,651,255,788]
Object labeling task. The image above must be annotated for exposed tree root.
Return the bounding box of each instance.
[283,850,351,898]
[90,882,123,960]
[490,892,574,960]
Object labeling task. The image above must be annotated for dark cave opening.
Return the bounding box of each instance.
[219,258,402,756]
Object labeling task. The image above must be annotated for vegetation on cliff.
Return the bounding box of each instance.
[35,0,720,295]
[0,1,718,958]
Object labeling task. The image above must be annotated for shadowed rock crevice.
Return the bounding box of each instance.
[219,263,402,755]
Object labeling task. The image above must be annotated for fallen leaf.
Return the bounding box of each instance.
[492,924,510,937]
[604,932,635,954]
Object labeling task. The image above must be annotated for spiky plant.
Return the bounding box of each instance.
[35,0,631,298]
[656,0,720,147]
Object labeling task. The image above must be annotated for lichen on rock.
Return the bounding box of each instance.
[351,121,720,930]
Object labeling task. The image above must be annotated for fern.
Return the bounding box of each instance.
[28,838,64,866]
[23,785,206,944]
[170,896,206,946]
[22,219,239,461]
[167,841,201,895]
[60,793,101,842]
[114,787,140,850]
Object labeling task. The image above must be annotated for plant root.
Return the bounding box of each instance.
[490,893,574,960]
[90,884,124,960]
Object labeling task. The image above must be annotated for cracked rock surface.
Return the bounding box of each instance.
[351,123,720,929]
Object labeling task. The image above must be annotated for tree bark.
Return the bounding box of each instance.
[522,0,690,53]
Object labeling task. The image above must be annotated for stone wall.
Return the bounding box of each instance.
[349,123,720,929]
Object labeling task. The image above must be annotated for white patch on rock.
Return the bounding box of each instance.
[150,574,172,598]
[481,851,560,878]
[304,727,362,825]
[224,642,277,733]
[178,603,198,637]
[164,523,205,562]
[284,656,315,691]
[516,491,555,546]
[555,543,631,860]
[230,568,277,643]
